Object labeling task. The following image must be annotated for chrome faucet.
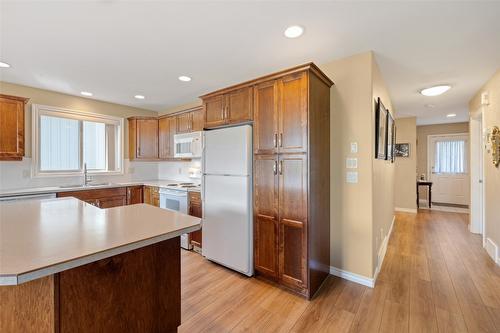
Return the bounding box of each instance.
[83,163,92,186]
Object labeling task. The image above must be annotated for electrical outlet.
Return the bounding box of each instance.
[128,167,135,174]
[22,170,30,178]
[178,167,182,174]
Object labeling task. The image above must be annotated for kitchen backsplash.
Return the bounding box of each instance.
[0,158,201,191]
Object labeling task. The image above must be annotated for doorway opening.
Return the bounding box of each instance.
[469,109,485,244]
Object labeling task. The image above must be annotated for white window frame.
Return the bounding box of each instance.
[32,104,124,177]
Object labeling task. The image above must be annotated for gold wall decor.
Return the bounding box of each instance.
[490,126,500,167]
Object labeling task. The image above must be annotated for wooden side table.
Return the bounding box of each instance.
[417,181,433,209]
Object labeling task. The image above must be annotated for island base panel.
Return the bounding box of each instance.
[0,237,181,333]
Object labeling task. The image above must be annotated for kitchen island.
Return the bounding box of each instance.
[0,197,201,332]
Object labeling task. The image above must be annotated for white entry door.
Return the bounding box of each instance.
[428,134,469,205]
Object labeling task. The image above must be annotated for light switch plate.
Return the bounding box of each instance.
[346,158,358,169]
[346,171,358,184]
[350,142,358,153]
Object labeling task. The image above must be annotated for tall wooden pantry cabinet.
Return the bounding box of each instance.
[201,63,332,299]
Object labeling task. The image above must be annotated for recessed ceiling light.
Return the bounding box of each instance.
[0,61,10,68]
[134,95,145,99]
[446,113,457,118]
[425,104,435,108]
[80,91,93,97]
[284,25,304,38]
[178,76,191,82]
[420,85,451,97]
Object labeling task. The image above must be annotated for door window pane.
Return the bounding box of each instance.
[83,121,107,170]
[40,115,80,171]
[435,140,465,173]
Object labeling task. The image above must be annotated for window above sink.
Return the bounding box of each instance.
[32,104,124,177]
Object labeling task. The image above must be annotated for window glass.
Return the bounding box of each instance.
[435,140,465,173]
[83,121,107,170]
[40,115,80,171]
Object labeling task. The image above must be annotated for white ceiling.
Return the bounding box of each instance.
[1,1,499,125]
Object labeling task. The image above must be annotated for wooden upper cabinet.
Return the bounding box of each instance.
[203,86,253,129]
[0,94,29,161]
[278,72,308,154]
[204,95,225,128]
[176,112,192,133]
[158,117,170,159]
[225,86,253,124]
[278,154,308,290]
[253,81,279,155]
[128,117,158,160]
[254,154,279,279]
[191,107,204,131]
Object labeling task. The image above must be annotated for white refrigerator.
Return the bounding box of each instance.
[202,125,253,276]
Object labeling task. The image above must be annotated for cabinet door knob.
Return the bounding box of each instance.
[278,160,283,175]
[278,133,283,147]
[273,133,278,148]
[273,161,277,175]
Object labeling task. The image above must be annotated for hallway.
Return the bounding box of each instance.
[180,211,500,332]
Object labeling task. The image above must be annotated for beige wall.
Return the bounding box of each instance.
[394,117,417,210]
[469,69,500,262]
[0,82,157,158]
[320,52,374,277]
[319,51,395,278]
[371,56,396,275]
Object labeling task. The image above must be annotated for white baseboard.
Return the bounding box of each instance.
[329,266,374,288]
[330,215,396,289]
[485,238,499,265]
[374,215,395,281]
[395,207,417,214]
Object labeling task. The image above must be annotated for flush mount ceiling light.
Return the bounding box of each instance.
[134,95,145,99]
[284,25,304,38]
[80,91,93,97]
[178,76,191,82]
[420,85,451,97]
[425,104,435,108]
[447,113,457,118]
[0,61,11,68]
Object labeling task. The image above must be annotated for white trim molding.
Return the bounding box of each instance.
[485,238,499,265]
[374,216,395,281]
[329,266,375,288]
[330,215,396,289]
[395,207,417,214]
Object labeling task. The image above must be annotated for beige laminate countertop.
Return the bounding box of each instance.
[0,197,201,286]
[0,179,200,198]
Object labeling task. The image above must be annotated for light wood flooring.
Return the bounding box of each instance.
[179,210,500,332]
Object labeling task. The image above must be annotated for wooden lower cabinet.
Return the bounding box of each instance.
[126,186,144,205]
[254,155,279,279]
[254,154,308,294]
[188,191,202,248]
[57,187,127,209]
[143,186,160,207]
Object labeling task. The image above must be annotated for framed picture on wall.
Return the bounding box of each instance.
[387,112,394,161]
[395,143,410,157]
[391,126,396,163]
[375,97,388,159]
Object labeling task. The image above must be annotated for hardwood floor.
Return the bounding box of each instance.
[179,210,500,332]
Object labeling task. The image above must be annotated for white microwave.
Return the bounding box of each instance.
[174,131,202,158]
